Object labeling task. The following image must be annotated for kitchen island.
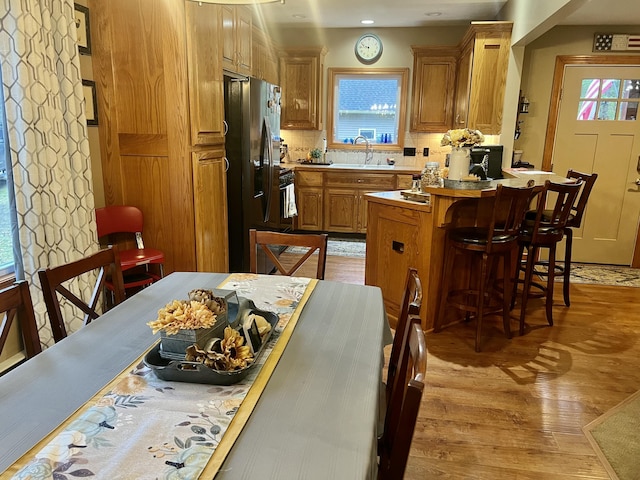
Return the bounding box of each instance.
[365,170,568,330]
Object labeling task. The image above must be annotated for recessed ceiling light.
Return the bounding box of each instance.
[361,19,375,25]
[292,14,306,19]
[425,12,442,17]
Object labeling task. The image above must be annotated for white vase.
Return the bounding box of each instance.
[448,146,471,181]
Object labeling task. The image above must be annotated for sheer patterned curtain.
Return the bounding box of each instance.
[1,0,98,347]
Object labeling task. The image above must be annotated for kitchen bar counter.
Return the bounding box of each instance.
[365,169,568,330]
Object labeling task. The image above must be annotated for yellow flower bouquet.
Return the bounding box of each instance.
[441,128,484,148]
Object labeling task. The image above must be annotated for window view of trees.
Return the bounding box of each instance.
[0,73,14,276]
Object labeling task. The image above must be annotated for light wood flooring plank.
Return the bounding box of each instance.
[315,253,639,479]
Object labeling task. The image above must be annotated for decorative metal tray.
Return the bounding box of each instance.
[443,179,493,189]
[144,301,278,386]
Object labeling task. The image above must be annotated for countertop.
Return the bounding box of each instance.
[282,162,421,174]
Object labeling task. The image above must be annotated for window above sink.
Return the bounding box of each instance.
[327,68,409,153]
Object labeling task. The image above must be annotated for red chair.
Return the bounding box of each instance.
[95,205,164,293]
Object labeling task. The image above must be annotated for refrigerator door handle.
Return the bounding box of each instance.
[262,116,274,223]
[259,117,273,222]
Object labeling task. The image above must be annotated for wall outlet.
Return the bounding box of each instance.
[403,147,416,157]
[423,147,429,157]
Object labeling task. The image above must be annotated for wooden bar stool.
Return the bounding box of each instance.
[435,184,535,351]
[524,170,598,307]
[513,180,583,335]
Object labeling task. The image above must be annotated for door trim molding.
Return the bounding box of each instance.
[544,55,640,267]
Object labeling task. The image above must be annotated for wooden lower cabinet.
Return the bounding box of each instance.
[366,201,430,329]
[324,188,358,232]
[192,149,228,272]
[297,187,324,231]
[295,168,419,233]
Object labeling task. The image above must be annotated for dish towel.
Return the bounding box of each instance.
[283,184,298,218]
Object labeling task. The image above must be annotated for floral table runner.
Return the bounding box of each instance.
[8,274,316,480]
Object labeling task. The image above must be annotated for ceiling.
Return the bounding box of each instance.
[253,0,640,29]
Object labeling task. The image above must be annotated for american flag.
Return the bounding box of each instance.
[577,78,615,120]
[594,33,640,51]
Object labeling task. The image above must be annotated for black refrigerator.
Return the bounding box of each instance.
[224,76,282,272]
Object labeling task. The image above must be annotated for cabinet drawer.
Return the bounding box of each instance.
[296,171,324,187]
[325,172,395,189]
[396,174,414,190]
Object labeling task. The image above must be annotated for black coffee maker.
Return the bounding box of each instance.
[470,145,504,179]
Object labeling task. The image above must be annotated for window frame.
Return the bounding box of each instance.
[326,67,409,152]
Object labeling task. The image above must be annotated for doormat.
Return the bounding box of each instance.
[565,263,640,287]
[583,389,640,480]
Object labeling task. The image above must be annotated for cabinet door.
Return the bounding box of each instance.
[453,44,473,128]
[358,190,378,233]
[185,2,224,146]
[235,6,252,76]
[325,188,358,232]
[280,49,323,130]
[296,187,324,231]
[411,54,456,132]
[365,202,419,326]
[192,149,229,272]
[252,28,266,80]
[220,5,236,72]
[467,31,511,134]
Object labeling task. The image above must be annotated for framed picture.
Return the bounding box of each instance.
[74,3,91,55]
[82,80,98,126]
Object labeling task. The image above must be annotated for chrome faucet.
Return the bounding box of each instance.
[353,135,374,165]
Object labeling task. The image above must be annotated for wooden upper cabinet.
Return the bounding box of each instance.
[252,26,279,85]
[280,47,327,130]
[410,46,458,132]
[453,43,472,129]
[221,5,252,76]
[185,2,224,146]
[455,22,512,134]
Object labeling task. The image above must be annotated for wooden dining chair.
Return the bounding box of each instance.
[378,268,422,448]
[378,316,427,480]
[38,247,126,343]
[513,180,583,334]
[0,281,42,362]
[386,268,422,403]
[95,205,164,296]
[249,229,329,280]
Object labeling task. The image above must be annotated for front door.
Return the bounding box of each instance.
[553,65,640,265]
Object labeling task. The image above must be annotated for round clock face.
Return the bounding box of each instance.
[355,34,382,64]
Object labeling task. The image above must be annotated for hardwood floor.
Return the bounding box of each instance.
[288,251,640,479]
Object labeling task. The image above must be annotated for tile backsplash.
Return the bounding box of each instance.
[280,129,499,169]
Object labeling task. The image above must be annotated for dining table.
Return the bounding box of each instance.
[0,272,392,479]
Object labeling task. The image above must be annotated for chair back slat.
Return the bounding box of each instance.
[0,281,42,361]
[378,317,426,480]
[249,229,328,280]
[566,170,598,228]
[387,268,422,402]
[95,205,144,239]
[530,180,583,244]
[38,247,125,343]
[486,184,537,254]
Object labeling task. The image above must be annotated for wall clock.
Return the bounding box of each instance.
[355,33,383,64]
